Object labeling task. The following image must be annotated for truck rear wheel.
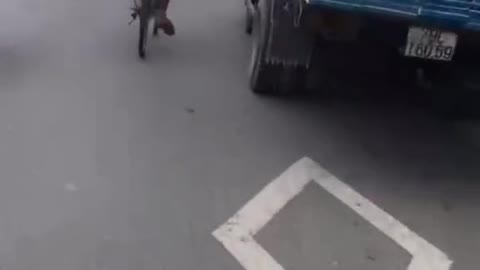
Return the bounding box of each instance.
[248,0,307,95]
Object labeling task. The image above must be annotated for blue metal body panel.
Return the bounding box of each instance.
[306,0,480,31]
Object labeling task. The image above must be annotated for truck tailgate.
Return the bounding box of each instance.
[307,0,480,30]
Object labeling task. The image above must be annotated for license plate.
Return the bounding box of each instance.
[404,27,457,61]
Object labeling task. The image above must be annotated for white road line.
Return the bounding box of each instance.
[212,157,453,270]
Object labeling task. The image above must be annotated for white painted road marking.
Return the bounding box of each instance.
[212,157,453,270]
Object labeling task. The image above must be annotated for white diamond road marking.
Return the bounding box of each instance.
[212,157,453,270]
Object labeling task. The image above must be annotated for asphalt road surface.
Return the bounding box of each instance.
[1,0,479,269]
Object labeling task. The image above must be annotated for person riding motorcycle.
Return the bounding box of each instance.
[153,0,175,36]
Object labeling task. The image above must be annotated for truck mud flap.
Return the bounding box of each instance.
[264,0,315,68]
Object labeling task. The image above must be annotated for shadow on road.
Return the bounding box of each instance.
[255,73,480,269]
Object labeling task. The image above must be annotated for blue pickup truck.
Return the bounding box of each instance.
[245,0,480,95]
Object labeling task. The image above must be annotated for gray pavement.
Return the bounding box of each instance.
[0,0,479,269]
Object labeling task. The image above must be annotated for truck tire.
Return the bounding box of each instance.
[248,0,309,95]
